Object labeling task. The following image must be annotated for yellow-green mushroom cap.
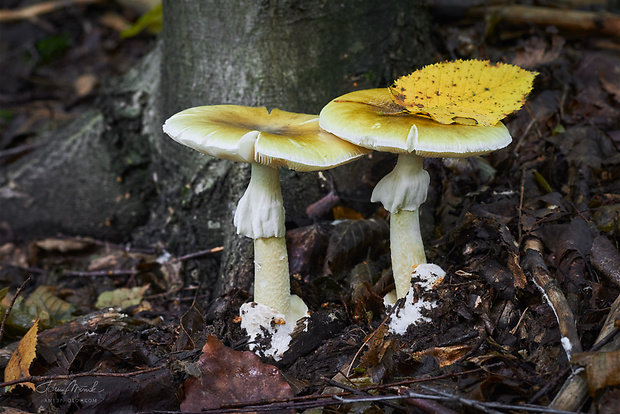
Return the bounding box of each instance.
[163,105,371,171]
[319,88,512,157]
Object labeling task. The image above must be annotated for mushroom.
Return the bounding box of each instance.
[163,105,370,356]
[319,88,512,301]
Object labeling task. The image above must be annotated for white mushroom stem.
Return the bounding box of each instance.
[390,210,427,298]
[254,236,292,315]
[371,153,430,299]
[233,163,307,322]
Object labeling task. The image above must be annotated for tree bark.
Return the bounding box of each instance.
[155,0,432,297]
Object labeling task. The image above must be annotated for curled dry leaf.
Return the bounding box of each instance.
[410,345,472,368]
[181,335,294,413]
[5,319,38,392]
[572,350,620,397]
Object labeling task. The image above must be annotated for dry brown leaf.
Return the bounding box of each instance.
[0,243,29,268]
[34,237,93,253]
[572,350,620,396]
[323,219,389,279]
[4,319,39,392]
[333,205,364,220]
[359,325,395,368]
[512,36,565,69]
[286,223,330,280]
[74,74,99,97]
[181,335,293,413]
[411,344,472,368]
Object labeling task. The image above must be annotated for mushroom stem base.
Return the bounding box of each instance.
[391,209,427,299]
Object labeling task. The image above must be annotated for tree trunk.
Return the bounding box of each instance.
[154,0,432,297]
[0,0,431,298]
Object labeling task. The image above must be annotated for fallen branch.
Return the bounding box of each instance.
[521,237,583,359]
[332,385,579,414]
[551,293,620,411]
[474,5,620,38]
[0,365,165,389]
[0,0,103,22]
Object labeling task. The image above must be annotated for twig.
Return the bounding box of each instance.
[333,385,578,414]
[405,396,461,414]
[152,365,506,414]
[322,376,403,411]
[521,237,583,359]
[474,5,620,38]
[0,0,104,22]
[63,269,139,277]
[551,293,620,411]
[172,246,224,262]
[0,276,32,343]
[62,246,223,277]
[0,365,165,389]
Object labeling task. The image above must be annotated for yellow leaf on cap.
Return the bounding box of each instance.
[390,59,537,126]
[4,319,38,392]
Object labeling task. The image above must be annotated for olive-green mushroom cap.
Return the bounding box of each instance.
[163,105,371,171]
[319,89,512,157]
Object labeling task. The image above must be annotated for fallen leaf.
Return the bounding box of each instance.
[74,74,98,97]
[512,35,565,69]
[589,235,620,287]
[359,325,395,367]
[95,285,150,309]
[349,261,384,323]
[5,320,39,392]
[1,286,75,332]
[173,301,206,352]
[323,219,389,279]
[0,243,29,268]
[391,59,537,126]
[411,344,471,368]
[24,286,75,327]
[181,335,294,413]
[333,205,364,220]
[34,237,93,253]
[286,223,330,280]
[572,350,620,396]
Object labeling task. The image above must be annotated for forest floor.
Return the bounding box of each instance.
[1,1,620,413]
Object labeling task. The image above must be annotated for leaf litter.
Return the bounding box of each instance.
[1,1,620,413]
